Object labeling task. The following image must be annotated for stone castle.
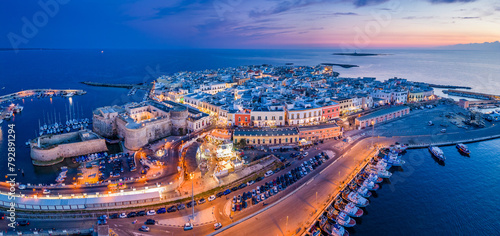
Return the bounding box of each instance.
[93,100,210,150]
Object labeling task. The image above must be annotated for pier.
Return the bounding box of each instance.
[425,84,472,89]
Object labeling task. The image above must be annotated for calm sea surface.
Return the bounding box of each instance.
[1,49,499,234]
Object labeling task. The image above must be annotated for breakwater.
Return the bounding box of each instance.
[443,89,500,100]
[0,89,85,103]
[81,81,148,89]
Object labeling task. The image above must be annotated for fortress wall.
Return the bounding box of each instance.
[31,139,108,162]
[93,114,116,138]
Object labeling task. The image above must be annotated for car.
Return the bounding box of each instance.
[137,211,146,216]
[167,206,177,213]
[237,194,241,203]
[216,192,224,198]
[110,213,119,219]
[264,170,274,177]
[98,219,107,225]
[231,186,239,192]
[214,222,222,230]
[145,219,156,225]
[157,208,167,214]
[119,213,127,218]
[208,195,216,202]
[139,225,150,232]
[18,184,26,190]
[223,189,231,195]
[42,189,50,194]
[177,204,186,210]
[238,183,247,189]
[255,176,264,182]
[146,210,156,216]
[17,220,30,226]
[303,152,308,157]
[187,200,198,208]
[247,180,255,186]
[127,212,137,218]
[198,198,206,204]
[184,222,193,231]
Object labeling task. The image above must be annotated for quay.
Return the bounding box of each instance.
[80,81,149,89]
[443,89,500,100]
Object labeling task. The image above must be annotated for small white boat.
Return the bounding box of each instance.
[360,179,379,191]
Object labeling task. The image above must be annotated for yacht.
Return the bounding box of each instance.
[341,191,369,207]
[365,172,383,183]
[356,186,372,198]
[456,143,470,156]
[429,146,445,162]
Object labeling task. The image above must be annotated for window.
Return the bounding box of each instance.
[251,116,255,120]
[279,116,283,120]
[258,116,261,120]
[291,114,295,119]
[238,117,241,122]
[309,112,312,117]
[245,117,248,122]
[285,138,288,143]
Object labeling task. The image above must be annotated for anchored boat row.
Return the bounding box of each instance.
[308,144,407,236]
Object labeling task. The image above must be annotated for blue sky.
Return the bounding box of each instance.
[1,0,499,49]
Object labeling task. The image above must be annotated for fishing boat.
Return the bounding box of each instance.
[334,199,363,217]
[358,179,379,191]
[391,142,408,153]
[456,143,470,156]
[355,186,372,198]
[341,191,369,207]
[365,172,383,183]
[367,166,392,178]
[429,146,445,162]
[319,215,349,236]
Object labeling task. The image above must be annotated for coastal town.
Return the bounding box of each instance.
[1,64,500,236]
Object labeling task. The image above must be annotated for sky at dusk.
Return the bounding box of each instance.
[1,0,499,49]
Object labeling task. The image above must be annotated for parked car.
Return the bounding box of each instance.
[127,212,137,218]
[145,219,156,225]
[146,210,156,216]
[177,204,186,210]
[98,219,107,225]
[208,195,216,202]
[119,213,127,218]
[238,183,247,189]
[255,176,264,182]
[137,211,146,216]
[167,206,177,213]
[231,186,239,192]
[157,208,166,214]
[264,170,274,177]
[216,192,224,198]
[198,198,206,204]
[110,213,119,219]
[247,180,255,186]
[223,189,231,195]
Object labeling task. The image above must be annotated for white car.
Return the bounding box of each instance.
[303,152,308,157]
[264,170,274,177]
[214,222,222,230]
[208,195,216,202]
[42,189,50,194]
[119,213,127,218]
[246,180,255,186]
[146,210,156,216]
[18,184,26,190]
